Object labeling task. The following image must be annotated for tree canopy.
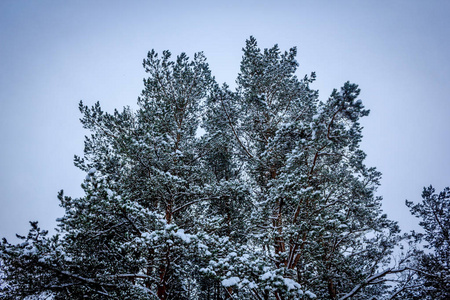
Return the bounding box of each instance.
[1,38,415,299]
[398,186,450,299]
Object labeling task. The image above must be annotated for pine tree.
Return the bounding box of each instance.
[1,38,407,299]
[398,186,450,299]
[198,37,406,300]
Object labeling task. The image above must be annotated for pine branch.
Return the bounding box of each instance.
[339,268,407,300]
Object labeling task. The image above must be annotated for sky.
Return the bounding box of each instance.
[1,0,449,242]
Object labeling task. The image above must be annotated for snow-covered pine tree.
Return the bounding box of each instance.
[199,37,406,299]
[1,38,407,299]
[395,186,450,299]
[1,50,215,299]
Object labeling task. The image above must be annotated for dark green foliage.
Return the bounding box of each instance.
[401,186,450,299]
[0,38,412,299]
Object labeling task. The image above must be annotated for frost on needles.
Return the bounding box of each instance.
[0,37,422,299]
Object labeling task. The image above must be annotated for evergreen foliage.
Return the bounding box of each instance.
[1,38,412,299]
[397,186,450,299]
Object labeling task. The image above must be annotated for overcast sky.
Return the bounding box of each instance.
[1,0,449,242]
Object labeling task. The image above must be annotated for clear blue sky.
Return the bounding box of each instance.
[1,0,449,242]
